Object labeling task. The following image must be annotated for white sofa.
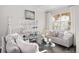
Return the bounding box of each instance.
[46,31,74,47]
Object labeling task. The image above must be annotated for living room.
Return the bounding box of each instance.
[0,5,79,53]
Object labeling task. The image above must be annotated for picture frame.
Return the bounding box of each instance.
[25,10,35,20]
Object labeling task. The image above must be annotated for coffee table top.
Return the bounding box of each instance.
[38,43,55,53]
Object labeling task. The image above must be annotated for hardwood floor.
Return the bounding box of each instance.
[0,43,76,53]
[39,43,76,53]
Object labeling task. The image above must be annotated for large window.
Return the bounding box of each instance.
[48,12,71,31]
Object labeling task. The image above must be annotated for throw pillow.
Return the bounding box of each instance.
[49,31,57,37]
[58,32,64,39]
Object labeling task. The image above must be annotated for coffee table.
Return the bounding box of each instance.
[38,42,55,53]
[42,34,56,47]
[37,37,55,52]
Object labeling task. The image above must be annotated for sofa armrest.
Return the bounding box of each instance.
[62,34,73,47]
[63,34,73,40]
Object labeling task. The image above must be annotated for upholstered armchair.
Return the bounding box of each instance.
[1,33,39,53]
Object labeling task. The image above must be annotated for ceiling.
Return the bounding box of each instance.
[34,5,70,11]
[0,5,71,11]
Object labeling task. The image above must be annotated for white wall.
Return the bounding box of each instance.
[3,6,45,33]
[0,6,8,48]
[0,5,46,48]
[68,6,79,52]
[36,9,45,33]
[70,6,76,46]
[70,6,79,53]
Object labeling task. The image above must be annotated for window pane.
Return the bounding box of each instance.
[53,13,70,31]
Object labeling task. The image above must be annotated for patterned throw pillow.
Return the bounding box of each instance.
[57,32,64,39]
[48,31,58,37]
